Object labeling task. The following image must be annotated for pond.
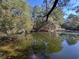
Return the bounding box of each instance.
[32,32,79,59]
[0,32,79,59]
[50,40,79,59]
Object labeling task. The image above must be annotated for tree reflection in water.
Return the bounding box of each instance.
[0,32,79,59]
[32,32,63,59]
[61,34,79,45]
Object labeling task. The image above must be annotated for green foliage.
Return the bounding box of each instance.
[46,36,62,53]
[62,14,79,30]
[32,42,46,54]
[0,0,33,34]
[15,34,33,49]
[32,6,44,29]
[0,0,67,59]
[32,32,62,53]
[0,56,5,59]
[0,15,14,34]
[52,8,64,25]
[66,38,77,45]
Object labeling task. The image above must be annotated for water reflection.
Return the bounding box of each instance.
[51,41,79,59]
[50,33,79,59]
[32,32,79,59]
[0,32,79,59]
[61,34,79,45]
[32,32,62,53]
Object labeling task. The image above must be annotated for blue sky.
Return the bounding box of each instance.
[27,0,43,7]
[27,0,79,19]
[63,0,79,19]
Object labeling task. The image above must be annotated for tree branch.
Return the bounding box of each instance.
[45,0,59,22]
[34,0,59,32]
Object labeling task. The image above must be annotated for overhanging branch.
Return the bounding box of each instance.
[34,0,59,32]
[45,0,59,22]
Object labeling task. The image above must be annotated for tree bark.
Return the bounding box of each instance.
[45,0,59,22]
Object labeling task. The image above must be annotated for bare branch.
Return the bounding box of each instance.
[45,0,59,22]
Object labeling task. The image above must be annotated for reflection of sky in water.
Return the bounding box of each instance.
[50,40,79,59]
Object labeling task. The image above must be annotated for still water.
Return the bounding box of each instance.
[32,32,79,59]
[50,40,79,59]
[0,32,79,59]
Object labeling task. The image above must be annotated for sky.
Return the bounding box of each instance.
[27,0,79,19]
[27,0,43,7]
[63,0,79,19]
